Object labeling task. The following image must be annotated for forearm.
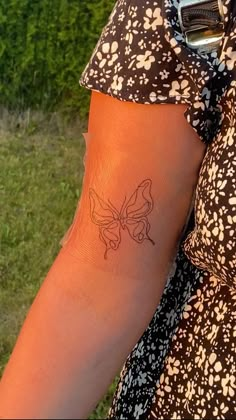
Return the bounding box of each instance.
[0,208,194,419]
[0,194,189,420]
[0,189,196,419]
[0,251,157,419]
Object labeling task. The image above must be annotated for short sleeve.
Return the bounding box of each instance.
[79,0,191,105]
[79,0,233,145]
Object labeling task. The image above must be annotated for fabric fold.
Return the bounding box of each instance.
[161,0,235,144]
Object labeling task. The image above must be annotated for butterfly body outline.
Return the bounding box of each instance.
[89,178,155,259]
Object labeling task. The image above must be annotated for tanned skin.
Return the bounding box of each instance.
[0,91,206,419]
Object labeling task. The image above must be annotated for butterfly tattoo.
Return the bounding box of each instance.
[89,178,155,259]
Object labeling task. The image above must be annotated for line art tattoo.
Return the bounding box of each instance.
[89,178,155,259]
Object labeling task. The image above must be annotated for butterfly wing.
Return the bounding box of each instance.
[89,188,121,258]
[99,221,121,259]
[125,217,155,244]
[122,179,155,245]
[89,188,118,226]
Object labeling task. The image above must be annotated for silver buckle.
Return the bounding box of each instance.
[178,0,224,53]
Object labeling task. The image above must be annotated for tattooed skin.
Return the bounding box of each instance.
[89,178,155,259]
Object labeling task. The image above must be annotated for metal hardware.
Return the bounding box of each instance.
[178,0,224,53]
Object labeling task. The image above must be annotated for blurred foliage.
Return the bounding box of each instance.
[0,0,115,121]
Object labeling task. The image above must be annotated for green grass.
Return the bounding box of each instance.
[0,131,119,418]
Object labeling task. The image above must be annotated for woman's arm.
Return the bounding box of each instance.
[0,91,206,419]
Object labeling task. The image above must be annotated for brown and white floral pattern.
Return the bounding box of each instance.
[78,0,236,418]
[183,86,236,288]
[148,273,236,420]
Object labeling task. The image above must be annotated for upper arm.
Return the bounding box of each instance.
[87,90,206,182]
[61,90,206,289]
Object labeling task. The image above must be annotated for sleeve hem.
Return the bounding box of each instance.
[79,79,192,106]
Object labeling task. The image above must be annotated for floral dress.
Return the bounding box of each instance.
[77,0,236,418]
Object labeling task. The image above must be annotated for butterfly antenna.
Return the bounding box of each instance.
[107,198,119,216]
[120,195,127,216]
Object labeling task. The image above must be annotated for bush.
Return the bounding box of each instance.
[0,0,115,121]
